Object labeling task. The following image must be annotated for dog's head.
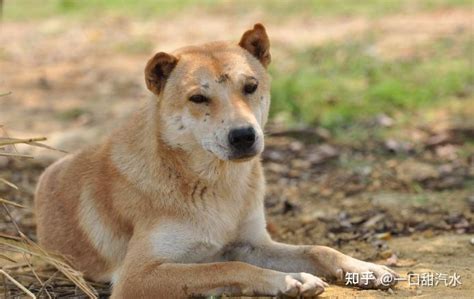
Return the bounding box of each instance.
[145,24,271,162]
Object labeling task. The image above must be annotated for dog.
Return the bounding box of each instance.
[35,24,398,298]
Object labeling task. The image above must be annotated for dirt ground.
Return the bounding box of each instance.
[1,6,473,299]
[322,234,473,298]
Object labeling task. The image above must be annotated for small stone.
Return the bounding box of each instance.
[266,150,285,162]
[376,113,394,127]
[266,162,286,174]
[289,141,303,152]
[385,139,412,153]
[435,144,458,160]
[320,188,333,197]
[397,160,438,182]
[379,249,393,259]
[287,169,300,178]
[363,214,385,228]
[315,127,331,139]
[291,159,311,170]
[386,254,398,266]
[376,232,392,240]
[422,230,434,238]
[426,133,450,147]
[301,215,315,225]
[318,144,339,158]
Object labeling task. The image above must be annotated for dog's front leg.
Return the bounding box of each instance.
[227,239,399,289]
[111,235,327,298]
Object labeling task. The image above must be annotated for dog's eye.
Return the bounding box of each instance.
[244,82,258,94]
[189,94,209,104]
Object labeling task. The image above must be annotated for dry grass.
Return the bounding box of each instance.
[0,231,100,298]
[0,134,67,158]
[0,117,101,298]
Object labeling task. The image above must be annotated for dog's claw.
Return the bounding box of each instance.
[280,272,326,297]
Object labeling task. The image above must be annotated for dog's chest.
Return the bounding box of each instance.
[149,203,243,263]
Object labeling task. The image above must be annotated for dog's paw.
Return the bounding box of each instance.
[336,258,399,289]
[280,272,328,297]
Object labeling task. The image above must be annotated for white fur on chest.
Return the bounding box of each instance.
[150,207,241,263]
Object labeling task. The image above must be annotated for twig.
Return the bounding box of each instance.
[0,152,34,159]
[0,137,47,147]
[0,232,22,241]
[14,271,74,283]
[0,137,67,153]
[1,262,30,270]
[36,271,57,299]
[0,126,20,155]
[0,198,26,208]
[0,270,37,299]
[0,178,19,190]
[2,270,8,299]
[0,253,17,263]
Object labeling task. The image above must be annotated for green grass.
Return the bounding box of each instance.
[115,37,155,55]
[270,33,473,127]
[254,0,473,18]
[56,107,89,121]
[3,0,218,21]
[4,0,472,21]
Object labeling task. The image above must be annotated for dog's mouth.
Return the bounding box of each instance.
[228,149,259,162]
[227,141,263,161]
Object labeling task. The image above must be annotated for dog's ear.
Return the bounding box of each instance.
[239,23,271,68]
[145,52,178,96]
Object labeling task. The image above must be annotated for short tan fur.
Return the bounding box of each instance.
[35,24,397,298]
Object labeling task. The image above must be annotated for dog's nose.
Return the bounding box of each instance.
[228,127,256,152]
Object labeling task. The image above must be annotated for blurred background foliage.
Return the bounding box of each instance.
[2,0,473,128]
[5,0,473,20]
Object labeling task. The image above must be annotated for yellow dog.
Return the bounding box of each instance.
[35,24,397,298]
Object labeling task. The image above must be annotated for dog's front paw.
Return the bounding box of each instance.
[336,258,399,289]
[279,272,328,297]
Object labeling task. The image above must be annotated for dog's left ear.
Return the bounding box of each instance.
[145,52,178,96]
[239,23,271,68]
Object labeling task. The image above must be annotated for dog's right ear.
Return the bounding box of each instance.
[145,52,178,96]
[239,23,271,68]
